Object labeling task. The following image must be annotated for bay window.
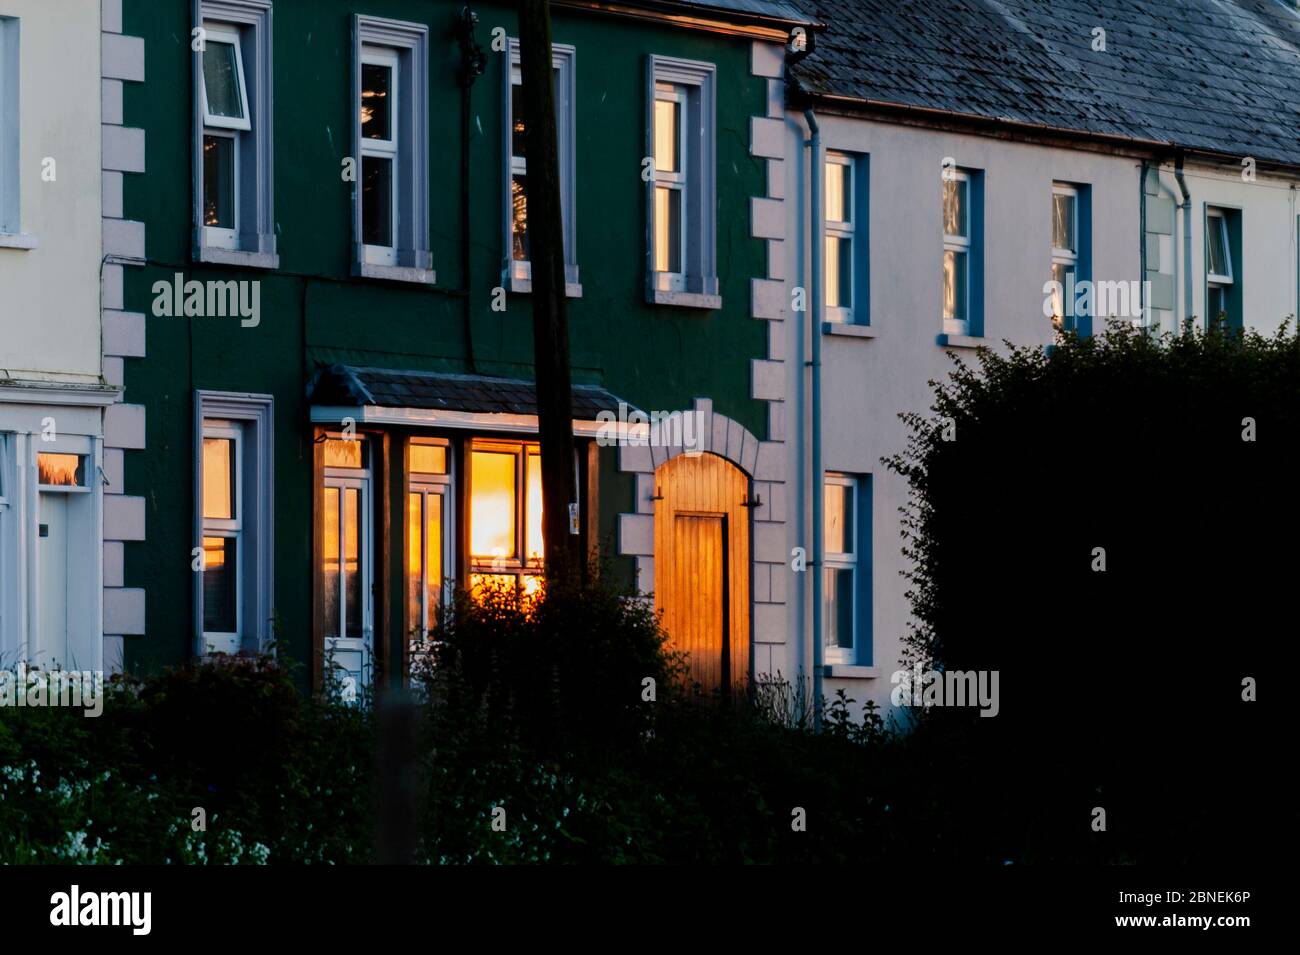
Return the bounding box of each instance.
[468,440,545,596]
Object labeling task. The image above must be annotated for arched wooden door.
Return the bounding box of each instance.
[653,453,750,693]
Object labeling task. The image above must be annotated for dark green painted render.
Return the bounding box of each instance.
[119,0,772,673]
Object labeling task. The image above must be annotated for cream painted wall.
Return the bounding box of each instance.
[780,114,1144,717]
[1148,162,1300,335]
[0,0,102,383]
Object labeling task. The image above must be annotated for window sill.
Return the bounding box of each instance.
[648,289,722,310]
[197,246,280,270]
[0,232,38,251]
[937,333,985,349]
[823,664,879,679]
[823,321,875,339]
[508,275,583,298]
[355,262,437,286]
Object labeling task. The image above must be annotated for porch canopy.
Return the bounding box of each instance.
[307,363,633,436]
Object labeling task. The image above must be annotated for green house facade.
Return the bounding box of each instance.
[110,0,809,691]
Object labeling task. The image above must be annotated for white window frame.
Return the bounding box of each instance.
[352,15,432,285]
[323,438,374,693]
[503,40,579,296]
[199,24,251,131]
[408,439,453,649]
[359,45,400,267]
[193,391,274,658]
[1050,183,1079,327]
[652,83,689,292]
[192,0,277,268]
[824,473,857,666]
[201,128,240,250]
[646,55,718,309]
[943,170,971,336]
[199,422,244,652]
[1206,208,1233,285]
[825,152,856,323]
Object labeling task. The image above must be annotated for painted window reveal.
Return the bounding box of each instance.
[323,437,373,694]
[408,440,451,646]
[824,152,868,324]
[1050,183,1078,330]
[647,55,718,306]
[823,475,855,655]
[195,392,274,658]
[0,17,19,235]
[352,16,431,281]
[504,40,578,293]
[194,3,274,263]
[824,473,871,665]
[468,441,544,598]
[1205,206,1239,329]
[942,170,971,334]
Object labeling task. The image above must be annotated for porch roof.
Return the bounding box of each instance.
[308,364,631,422]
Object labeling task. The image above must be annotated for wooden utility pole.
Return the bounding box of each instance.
[518,0,581,582]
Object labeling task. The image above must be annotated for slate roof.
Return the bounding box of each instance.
[308,365,629,421]
[791,0,1300,167]
[607,0,817,26]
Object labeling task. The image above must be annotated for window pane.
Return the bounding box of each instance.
[654,97,680,174]
[202,437,234,519]
[943,250,967,321]
[511,79,527,159]
[825,235,852,310]
[943,178,966,238]
[1053,193,1075,251]
[361,62,392,141]
[471,573,518,597]
[470,451,516,559]
[825,160,850,223]
[362,155,393,247]
[511,173,529,262]
[1209,284,1226,321]
[344,487,362,638]
[324,438,363,469]
[824,481,853,555]
[203,135,235,229]
[410,444,446,475]
[407,492,422,635]
[522,575,545,599]
[655,186,682,274]
[1207,217,1228,276]
[525,451,544,561]
[202,40,244,121]
[37,453,84,487]
[824,567,854,650]
[1051,262,1073,328]
[203,536,238,634]
[427,492,442,624]
[323,487,340,638]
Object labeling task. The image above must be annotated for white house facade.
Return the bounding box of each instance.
[774,0,1300,718]
[0,0,141,673]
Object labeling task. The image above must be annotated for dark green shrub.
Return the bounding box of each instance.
[886,322,1298,863]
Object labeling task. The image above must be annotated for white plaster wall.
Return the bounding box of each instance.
[780,115,1143,716]
[1185,164,1298,333]
[0,0,102,383]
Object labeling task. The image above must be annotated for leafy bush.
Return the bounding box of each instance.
[886,322,1298,863]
